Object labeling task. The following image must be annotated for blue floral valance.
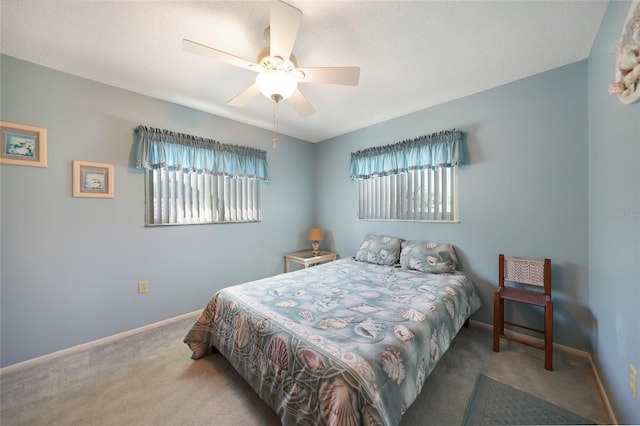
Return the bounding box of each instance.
[349,129,463,180]
[135,126,269,181]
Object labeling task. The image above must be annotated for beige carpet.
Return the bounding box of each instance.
[0,315,612,425]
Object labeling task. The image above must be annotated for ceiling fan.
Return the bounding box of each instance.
[182,0,360,118]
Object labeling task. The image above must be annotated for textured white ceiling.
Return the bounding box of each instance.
[0,0,608,142]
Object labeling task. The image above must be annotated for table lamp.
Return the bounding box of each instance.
[308,228,323,255]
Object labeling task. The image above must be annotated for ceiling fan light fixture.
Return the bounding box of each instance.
[256,69,297,102]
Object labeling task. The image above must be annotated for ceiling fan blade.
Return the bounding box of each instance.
[297,67,360,86]
[182,39,257,72]
[228,84,262,107]
[270,1,302,61]
[288,89,315,117]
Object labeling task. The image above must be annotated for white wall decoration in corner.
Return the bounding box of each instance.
[609,0,640,104]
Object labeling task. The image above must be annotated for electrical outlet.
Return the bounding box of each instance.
[631,364,637,399]
[138,281,149,294]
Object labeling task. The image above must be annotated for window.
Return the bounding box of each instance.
[350,130,462,223]
[145,170,260,225]
[358,167,457,221]
[135,126,269,226]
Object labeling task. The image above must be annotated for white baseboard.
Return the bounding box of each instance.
[0,310,201,376]
[470,320,618,425]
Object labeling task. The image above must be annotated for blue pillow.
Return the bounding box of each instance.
[355,234,402,265]
[400,241,459,273]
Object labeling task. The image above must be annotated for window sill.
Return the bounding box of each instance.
[357,218,460,224]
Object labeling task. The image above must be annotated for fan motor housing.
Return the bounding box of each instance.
[256,46,297,71]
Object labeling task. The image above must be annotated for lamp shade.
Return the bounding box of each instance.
[256,70,297,102]
[308,228,323,241]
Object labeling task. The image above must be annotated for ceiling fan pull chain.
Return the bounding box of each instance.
[272,100,279,148]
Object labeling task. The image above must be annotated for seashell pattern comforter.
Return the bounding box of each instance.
[184,257,481,425]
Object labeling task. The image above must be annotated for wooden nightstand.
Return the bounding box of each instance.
[284,250,338,272]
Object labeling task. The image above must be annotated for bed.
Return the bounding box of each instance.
[184,235,481,425]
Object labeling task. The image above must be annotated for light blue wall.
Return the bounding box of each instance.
[588,1,640,424]
[316,61,591,351]
[0,55,315,367]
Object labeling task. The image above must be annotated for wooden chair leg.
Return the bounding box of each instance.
[544,300,553,371]
[493,292,502,352]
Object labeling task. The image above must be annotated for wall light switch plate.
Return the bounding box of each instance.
[138,281,149,294]
[630,364,637,399]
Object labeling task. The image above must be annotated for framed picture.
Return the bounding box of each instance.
[73,160,114,198]
[0,121,48,167]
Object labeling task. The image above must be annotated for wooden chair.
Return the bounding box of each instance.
[493,254,553,371]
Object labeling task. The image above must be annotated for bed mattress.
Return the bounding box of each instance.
[185,257,481,425]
